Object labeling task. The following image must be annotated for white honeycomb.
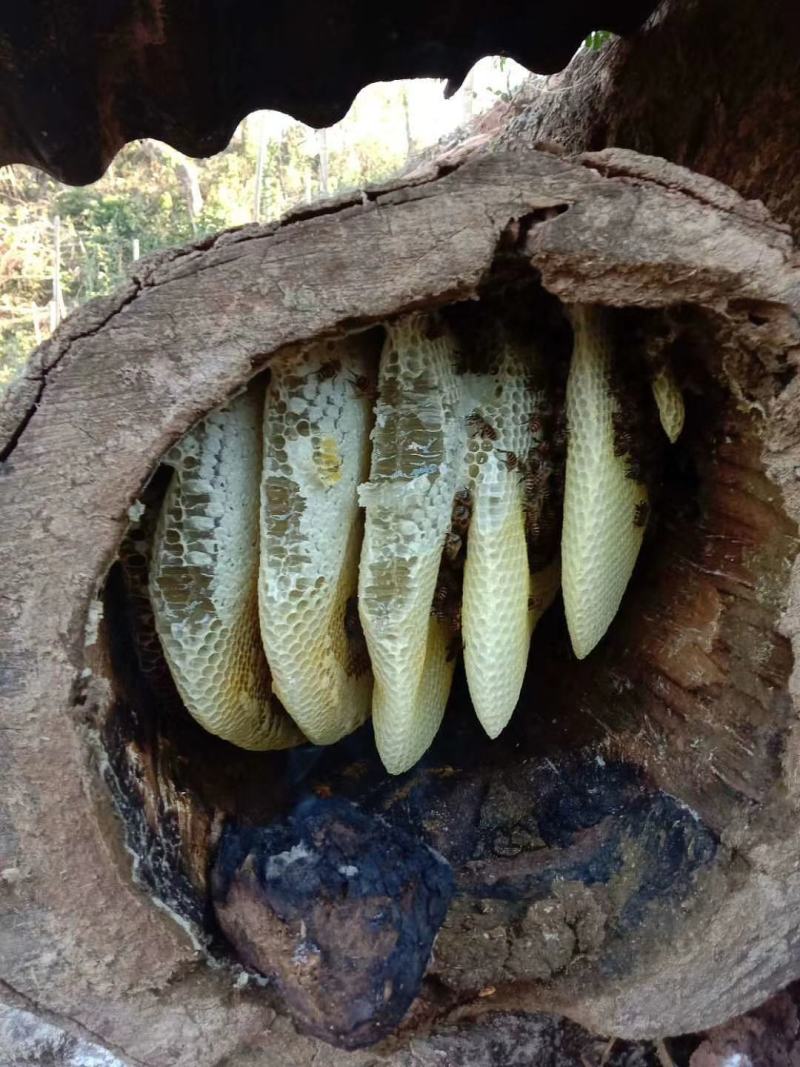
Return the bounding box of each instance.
[651,364,685,443]
[561,304,649,660]
[149,385,303,750]
[357,315,464,774]
[459,325,551,738]
[258,336,375,745]
[145,304,683,774]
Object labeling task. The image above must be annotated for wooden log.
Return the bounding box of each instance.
[2,148,800,1065]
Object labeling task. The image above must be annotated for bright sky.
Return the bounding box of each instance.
[252,56,532,159]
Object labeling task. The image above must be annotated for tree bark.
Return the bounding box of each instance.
[2,144,800,1065]
[5,3,800,1063]
[495,0,800,238]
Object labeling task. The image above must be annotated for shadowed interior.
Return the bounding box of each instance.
[98,265,797,1046]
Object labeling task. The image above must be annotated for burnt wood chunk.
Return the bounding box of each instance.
[212,797,453,1048]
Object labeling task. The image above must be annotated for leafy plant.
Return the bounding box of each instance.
[584,30,617,50]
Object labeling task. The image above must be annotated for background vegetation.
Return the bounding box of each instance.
[0,42,611,390]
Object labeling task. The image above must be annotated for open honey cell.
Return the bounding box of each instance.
[4,148,800,1052]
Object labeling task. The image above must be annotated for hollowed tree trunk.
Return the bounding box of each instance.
[496,0,800,240]
[2,148,800,1066]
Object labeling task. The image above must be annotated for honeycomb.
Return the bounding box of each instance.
[651,364,686,443]
[357,315,464,774]
[149,386,303,749]
[459,323,553,738]
[258,337,375,745]
[143,304,684,773]
[561,305,649,660]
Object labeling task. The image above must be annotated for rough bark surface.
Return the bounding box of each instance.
[496,0,800,239]
[2,149,800,1065]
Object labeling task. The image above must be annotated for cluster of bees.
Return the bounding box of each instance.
[432,401,566,655]
[312,343,568,659]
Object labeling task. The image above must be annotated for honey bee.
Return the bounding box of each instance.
[451,489,472,536]
[347,373,378,401]
[527,412,544,436]
[431,572,462,626]
[524,488,562,561]
[612,411,637,460]
[633,500,650,528]
[523,504,542,541]
[431,582,452,621]
[466,410,498,441]
[520,460,547,501]
[625,456,646,483]
[443,530,463,563]
[312,358,342,382]
[499,449,519,472]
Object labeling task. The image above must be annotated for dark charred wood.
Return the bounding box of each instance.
[212,798,453,1048]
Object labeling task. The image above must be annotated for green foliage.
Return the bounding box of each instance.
[0,140,203,386]
[0,64,528,392]
[0,100,417,391]
[55,187,189,301]
[584,30,617,50]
